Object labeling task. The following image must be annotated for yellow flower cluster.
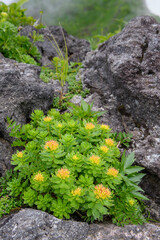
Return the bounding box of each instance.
[44,140,59,151]
[100,124,110,130]
[71,187,81,196]
[105,138,114,146]
[85,123,95,130]
[94,184,111,199]
[73,155,78,161]
[100,146,109,153]
[89,155,100,165]
[43,116,52,122]
[1,12,8,17]
[128,199,135,206]
[34,173,44,182]
[56,168,70,179]
[106,168,119,177]
[17,152,23,158]
[57,123,63,128]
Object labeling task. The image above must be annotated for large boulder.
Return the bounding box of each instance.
[20,25,91,66]
[0,53,56,176]
[81,16,160,218]
[82,16,160,127]
[0,209,160,240]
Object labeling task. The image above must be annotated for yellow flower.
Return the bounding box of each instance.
[89,155,100,165]
[106,168,119,177]
[57,123,63,128]
[56,168,70,179]
[100,146,109,153]
[34,173,44,182]
[17,152,23,158]
[100,124,110,130]
[1,12,8,17]
[105,138,114,146]
[128,199,135,206]
[85,123,95,130]
[44,140,59,151]
[43,116,52,122]
[72,155,78,161]
[94,184,111,199]
[71,187,81,196]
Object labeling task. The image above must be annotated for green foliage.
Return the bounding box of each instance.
[48,28,69,105]
[40,66,54,83]
[52,56,68,88]
[30,30,44,43]
[0,21,42,64]
[0,195,22,218]
[90,28,121,50]
[40,31,89,110]
[111,194,146,226]
[0,0,35,27]
[68,98,105,122]
[0,1,44,65]
[50,198,72,219]
[23,188,38,207]
[113,132,133,148]
[6,105,147,225]
[41,62,89,110]
[0,169,22,218]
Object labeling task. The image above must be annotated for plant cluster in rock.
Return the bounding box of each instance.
[0,169,22,217]
[0,0,44,64]
[5,104,147,225]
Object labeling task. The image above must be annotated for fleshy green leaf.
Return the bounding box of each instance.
[125,166,144,175]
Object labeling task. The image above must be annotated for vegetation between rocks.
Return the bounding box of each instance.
[0,0,44,64]
[5,105,147,225]
[0,0,148,226]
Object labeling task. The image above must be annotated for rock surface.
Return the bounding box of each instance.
[0,138,13,176]
[0,209,160,240]
[20,25,91,66]
[81,16,160,211]
[82,16,160,127]
[0,54,56,176]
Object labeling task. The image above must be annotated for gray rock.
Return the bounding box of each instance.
[70,92,104,111]
[0,209,89,240]
[82,16,160,128]
[69,95,82,106]
[85,93,124,132]
[81,16,160,218]
[20,25,91,66]
[0,138,13,176]
[0,54,56,175]
[87,223,160,240]
[132,125,160,178]
[0,209,160,240]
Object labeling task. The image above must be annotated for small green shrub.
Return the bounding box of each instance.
[89,28,121,50]
[6,105,147,225]
[0,21,42,64]
[68,98,105,122]
[0,195,22,217]
[40,67,54,83]
[0,0,35,27]
[0,169,22,217]
[0,0,44,65]
[41,62,90,110]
